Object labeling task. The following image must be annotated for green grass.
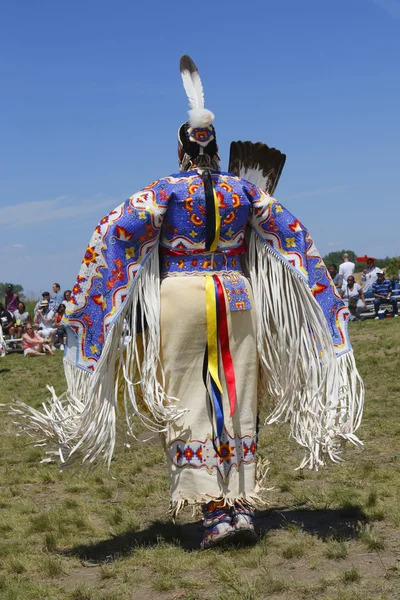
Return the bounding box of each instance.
[342,567,361,584]
[324,540,348,560]
[0,320,400,599]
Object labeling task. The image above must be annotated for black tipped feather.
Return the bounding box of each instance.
[180,55,198,74]
[228,141,286,195]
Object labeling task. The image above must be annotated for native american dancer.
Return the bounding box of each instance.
[6,56,364,549]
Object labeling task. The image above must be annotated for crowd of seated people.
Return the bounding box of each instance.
[329,255,399,321]
[2,283,72,357]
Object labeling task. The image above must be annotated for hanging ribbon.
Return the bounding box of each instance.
[213,275,237,417]
[205,275,224,438]
[210,187,221,252]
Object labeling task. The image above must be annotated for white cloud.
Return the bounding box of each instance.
[370,0,400,18]
[11,244,25,249]
[0,196,120,227]
[288,185,349,201]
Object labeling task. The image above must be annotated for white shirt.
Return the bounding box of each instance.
[343,282,361,300]
[339,261,355,283]
[35,309,55,329]
[361,266,382,293]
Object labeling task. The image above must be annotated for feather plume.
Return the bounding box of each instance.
[228,141,286,195]
[180,55,204,110]
[188,108,215,128]
[180,55,215,129]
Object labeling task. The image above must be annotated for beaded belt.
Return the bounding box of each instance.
[161,251,244,277]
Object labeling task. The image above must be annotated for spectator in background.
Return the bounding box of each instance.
[22,324,50,357]
[342,275,367,321]
[62,289,72,305]
[0,303,15,338]
[35,291,57,313]
[52,283,63,306]
[53,303,66,349]
[328,264,343,291]
[13,301,31,338]
[34,299,56,348]
[361,258,383,298]
[4,284,19,314]
[372,272,399,319]
[339,253,355,284]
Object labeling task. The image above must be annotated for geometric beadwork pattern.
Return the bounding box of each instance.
[167,428,257,483]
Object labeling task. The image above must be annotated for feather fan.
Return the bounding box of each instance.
[180,55,215,128]
[228,141,286,195]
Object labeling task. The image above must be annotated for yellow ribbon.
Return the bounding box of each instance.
[210,188,221,252]
[205,275,223,393]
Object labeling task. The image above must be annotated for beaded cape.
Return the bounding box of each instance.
[65,172,350,369]
[6,171,364,471]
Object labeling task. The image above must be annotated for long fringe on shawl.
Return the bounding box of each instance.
[3,250,183,469]
[248,233,364,470]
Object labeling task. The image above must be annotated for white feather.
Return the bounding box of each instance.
[239,166,267,190]
[181,68,204,110]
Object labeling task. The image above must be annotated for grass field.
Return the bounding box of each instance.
[0,320,399,600]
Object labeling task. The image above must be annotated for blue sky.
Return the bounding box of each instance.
[1,0,399,298]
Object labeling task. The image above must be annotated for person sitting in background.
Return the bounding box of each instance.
[62,289,72,305]
[35,291,57,313]
[4,284,19,314]
[361,258,382,298]
[0,303,16,338]
[52,283,64,306]
[372,272,399,319]
[22,324,53,357]
[34,299,56,348]
[342,276,367,320]
[339,253,355,284]
[13,301,31,338]
[53,303,66,349]
[328,264,343,291]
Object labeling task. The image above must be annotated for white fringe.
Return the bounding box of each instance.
[3,250,183,469]
[169,492,266,522]
[249,233,364,470]
[0,324,6,357]
[168,456,270,521]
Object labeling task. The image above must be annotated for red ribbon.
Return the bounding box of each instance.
[213,275,237,418]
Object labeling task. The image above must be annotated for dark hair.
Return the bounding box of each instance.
[18,301,26,311]
[53,283,60,290]
[178,122,219,171]
[63,290,72,300]
[329,264,337,270]
[57,304,66,314]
